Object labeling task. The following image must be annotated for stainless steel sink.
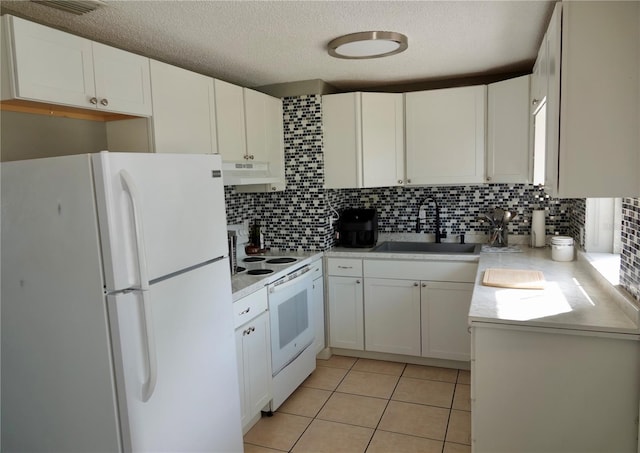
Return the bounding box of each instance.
[371,241,481,255]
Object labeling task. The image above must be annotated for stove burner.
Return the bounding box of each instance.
[266,257,297,264]
[244,257,266,263]
[235,266,246,273]
[247,269,274,276]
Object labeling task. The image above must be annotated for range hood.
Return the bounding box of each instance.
[222,161,282,186]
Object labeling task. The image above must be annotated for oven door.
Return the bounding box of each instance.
[268,268,314,376]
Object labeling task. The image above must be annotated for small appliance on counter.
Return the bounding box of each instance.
[336,208,378,248]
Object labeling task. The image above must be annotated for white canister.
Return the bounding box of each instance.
[551,236,574,261]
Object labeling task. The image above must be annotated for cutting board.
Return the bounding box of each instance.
[482,268,545,290]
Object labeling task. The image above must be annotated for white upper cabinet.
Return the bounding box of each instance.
[213,79,248,162]
[149,60,217,154]
[244,87,283,164]
[543,1,640,197]
[1,15,152,117]
[486,75,531,184]
[405,85,486,185]
[323,92,405,189]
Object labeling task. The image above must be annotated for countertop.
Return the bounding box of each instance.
[469,247,640,335]
[231,250,323,302]
[325,234,640,335]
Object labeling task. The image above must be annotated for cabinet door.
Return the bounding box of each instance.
[405,85,486,185]
[361,93,405,188]
[214,79,247,161]
[557,1,639,197]
[328,276,364,350]
[322,93,360,188]
[544,3,562,196]
[312,275,326,355]
[243,311,272,419]
[235,328,248,427]
[149,60,215,154]
[364,278,421,356]
[92,42,152,116]
[244,88,283,163]
[4,15,95,108]
[421,281,473,361]
[486,75,531,184]
[531,35,548,111]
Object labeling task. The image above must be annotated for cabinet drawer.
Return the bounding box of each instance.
[327,258,362,277]
[310,259,324,280]
[234,287,268,329]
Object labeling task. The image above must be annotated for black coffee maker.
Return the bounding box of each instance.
[336,208,378,248]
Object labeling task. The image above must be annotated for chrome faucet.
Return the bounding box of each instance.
[417,196,447,243]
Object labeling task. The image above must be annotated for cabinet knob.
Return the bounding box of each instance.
[100,98,109,106]
[356,280,361,284]
[249,155,254,160]
[413,282,419,287]
[532,99,540,106]
[407,179,412,184]
[486,176,492,181]
[398,180,403,184]
[272,187,277,191]
[89,97,98,105]
[422,283,427,288]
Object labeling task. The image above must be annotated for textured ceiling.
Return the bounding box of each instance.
[0,0,556,90]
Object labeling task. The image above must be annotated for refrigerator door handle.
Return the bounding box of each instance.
[139,291,158,402]
[119,170,150,291]
[120,170,157,402]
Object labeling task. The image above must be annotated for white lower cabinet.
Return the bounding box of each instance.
[326,258,476,361]
[328,276,364,350]
[363,278,421,355]
[471,323,640,452]
[234,288,272,431]
[421,282,473,361]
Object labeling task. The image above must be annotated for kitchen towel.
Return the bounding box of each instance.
[482,268,545,289]
[531,210,546,247]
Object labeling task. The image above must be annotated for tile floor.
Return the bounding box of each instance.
[243,356,471,453]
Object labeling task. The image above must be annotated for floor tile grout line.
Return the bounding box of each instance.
[362,362,406,452]
[286,360,355,453]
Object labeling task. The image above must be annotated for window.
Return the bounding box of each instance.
[583,198,622,285]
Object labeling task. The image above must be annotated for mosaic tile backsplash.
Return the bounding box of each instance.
[329,185,579,239]
[224,93,586,251]
[621,198,640,302]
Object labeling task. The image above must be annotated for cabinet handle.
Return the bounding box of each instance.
[338,266,353,269]
[100,98,109,106]
[89,97,98,105]
[356,280,361,284]
[422,283,427,288]
[240,307,251,315]
[413,282,419,287]
[243,326,256,336]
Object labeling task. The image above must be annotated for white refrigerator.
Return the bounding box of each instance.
[1,152,243,452]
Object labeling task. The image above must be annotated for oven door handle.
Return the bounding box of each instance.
[269,266,312,294]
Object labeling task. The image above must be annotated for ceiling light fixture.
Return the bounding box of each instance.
[328,31,408,59]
